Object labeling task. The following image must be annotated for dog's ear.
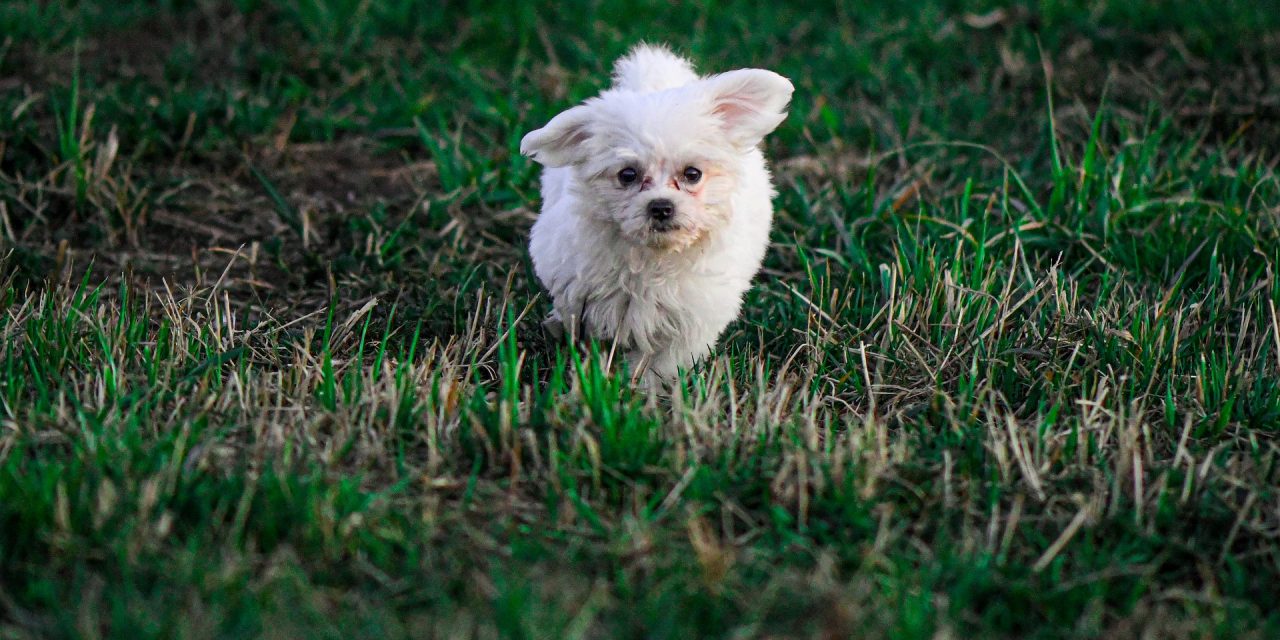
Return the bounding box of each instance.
[700,69,794,150]
[520,105,594,167]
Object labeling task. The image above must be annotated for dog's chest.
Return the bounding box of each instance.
[572,253,720,352]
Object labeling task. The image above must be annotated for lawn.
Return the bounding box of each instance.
[3,1,1280,637]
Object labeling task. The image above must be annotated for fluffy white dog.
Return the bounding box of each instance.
[521,44,793,380]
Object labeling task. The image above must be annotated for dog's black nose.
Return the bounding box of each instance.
[647,199,675,221]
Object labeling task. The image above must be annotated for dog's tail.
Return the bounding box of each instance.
[611,43,698,93]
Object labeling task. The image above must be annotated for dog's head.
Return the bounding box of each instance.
[521,69,793,251]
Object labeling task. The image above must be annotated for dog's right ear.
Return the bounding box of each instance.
[520,105,594,167]
[699,69,794,151]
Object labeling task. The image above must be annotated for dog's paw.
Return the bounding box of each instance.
[542,311,565,339]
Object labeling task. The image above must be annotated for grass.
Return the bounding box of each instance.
[2,0,1280,637]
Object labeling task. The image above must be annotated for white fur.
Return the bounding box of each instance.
[521,44,793,380]
[611,43,699,92]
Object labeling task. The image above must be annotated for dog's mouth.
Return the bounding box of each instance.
[642,220,708,252]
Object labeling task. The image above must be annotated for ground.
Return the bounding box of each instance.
[3,1,1280,638]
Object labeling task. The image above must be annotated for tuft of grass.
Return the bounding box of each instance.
[51,45,89,210]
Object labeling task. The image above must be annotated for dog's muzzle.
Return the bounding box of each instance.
[646,198,679,232]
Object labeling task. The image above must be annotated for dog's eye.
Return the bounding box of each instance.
[683,166,702,184]
[617,167,639,185]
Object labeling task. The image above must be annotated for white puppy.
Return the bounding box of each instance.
[521,44,793,380]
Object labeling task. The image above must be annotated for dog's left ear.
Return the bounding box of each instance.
[700,69,794,150]
[521,105,594,167]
